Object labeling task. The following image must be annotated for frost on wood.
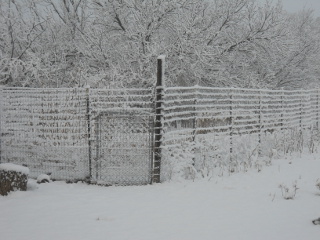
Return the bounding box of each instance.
[0,163,29,196]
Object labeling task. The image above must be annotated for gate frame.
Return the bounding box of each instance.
[90,109,154,185]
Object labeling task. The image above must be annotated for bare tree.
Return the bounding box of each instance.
[0,0,319,89]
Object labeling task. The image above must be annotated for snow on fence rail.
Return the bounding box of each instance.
[89,88,154,115]
[162,86,319,143]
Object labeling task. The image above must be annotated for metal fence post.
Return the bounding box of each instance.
[95,116,100,181]
[317,90,319,130]
[153,55,165,183]
[192,87,198,142]
[300,91,303,130]
[258,91,262,157]
[0,87,3,163]
[85,86,92,180]
[229,90,233,162]
[281,88,284,131]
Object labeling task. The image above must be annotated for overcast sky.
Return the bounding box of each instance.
[259,0,320,17]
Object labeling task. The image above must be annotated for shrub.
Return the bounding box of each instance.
[0,163,29,196]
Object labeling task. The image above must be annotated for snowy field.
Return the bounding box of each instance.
[1,154,320,240]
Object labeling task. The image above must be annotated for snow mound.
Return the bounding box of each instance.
[27,179,39,191]
[37,174,51,184]
[0,163,29,175]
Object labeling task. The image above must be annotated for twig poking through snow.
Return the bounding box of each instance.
[279,181,299,200]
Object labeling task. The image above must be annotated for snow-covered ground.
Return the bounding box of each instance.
[1,153,320,240]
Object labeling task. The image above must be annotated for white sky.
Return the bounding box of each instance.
[259,0,320,17]
[282,0,320,16]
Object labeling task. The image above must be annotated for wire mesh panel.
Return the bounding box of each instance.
[0,87,89,180]
[92,111,154,185]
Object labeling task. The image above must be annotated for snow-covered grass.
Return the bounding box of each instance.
[1,153,320,240]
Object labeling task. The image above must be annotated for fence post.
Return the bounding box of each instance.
[192,87,198,142]
[280,88,284,131]
[317,90,319,130]
[85,86,92,180]
[0,87,3,163]
[153,55,165,183]
[229,90,233,162]
[258,90,262,157]
[300,91,303,130]
[95,116,100,180]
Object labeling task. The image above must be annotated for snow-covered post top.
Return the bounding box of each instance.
[157,55,166,88]
[0,163,30,175]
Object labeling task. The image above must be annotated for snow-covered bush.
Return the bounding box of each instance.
[0,163,29,196]
[194,137,226,178]
[232,134,260,172]
[261,128,314,158]
[162,126,320,181]
[162,134,264,181]
[306,128,320,154]
[37,174,51,184]
[162,141,197,182]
